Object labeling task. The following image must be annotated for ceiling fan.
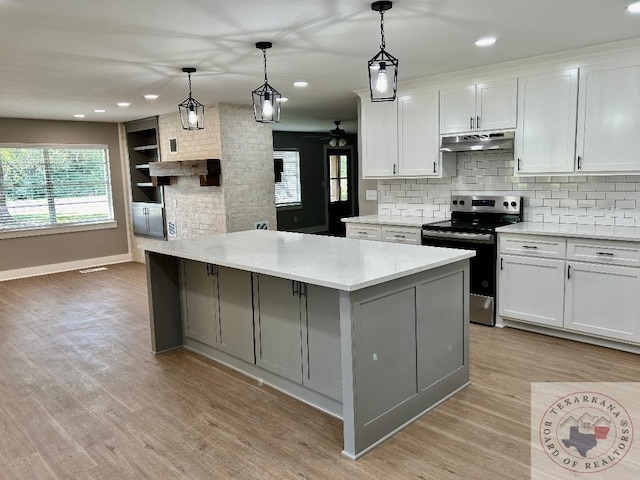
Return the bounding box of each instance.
[328,121,348,147]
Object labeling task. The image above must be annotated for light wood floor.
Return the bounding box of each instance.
[1,262,639,479]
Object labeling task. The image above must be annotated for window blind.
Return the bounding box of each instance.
[0,145,114,232]
[274,150,301,207]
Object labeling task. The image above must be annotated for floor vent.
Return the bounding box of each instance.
[78,267,108,274]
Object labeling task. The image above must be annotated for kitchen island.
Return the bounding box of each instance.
[145,230,473,459]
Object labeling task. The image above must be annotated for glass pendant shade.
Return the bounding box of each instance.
[368,1,398,102]
[178,67,204,130]
[252,42,282,123]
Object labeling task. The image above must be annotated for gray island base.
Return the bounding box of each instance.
[145,230,473,459]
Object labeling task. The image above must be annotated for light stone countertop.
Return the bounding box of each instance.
[496,222,640,242]
[146,230,474,291]
[341,214,442,227]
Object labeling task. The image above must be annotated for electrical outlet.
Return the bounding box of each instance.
[366,190,378,201]
[257,378,264,386]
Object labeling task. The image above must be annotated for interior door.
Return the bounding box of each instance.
[326,148,354,234]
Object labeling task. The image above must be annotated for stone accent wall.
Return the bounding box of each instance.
[128,103,276,262]
[219,104,277,232]
[378,152,640,227]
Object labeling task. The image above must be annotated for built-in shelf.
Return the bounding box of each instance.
[133,144,158,152]
[136,182,155,187]
[135,163,150,170]
[149,159,221,187]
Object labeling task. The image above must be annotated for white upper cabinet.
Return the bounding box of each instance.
[576,60,640,173]
[439,79,517,134]
[360,90,455,179]
[361,101,398,177]
[515,68,578,174]
[398,92,441,177]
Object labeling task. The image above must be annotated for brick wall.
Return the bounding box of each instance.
[219,103,277,232]
[378,152,640,227]
[128,104,276,262]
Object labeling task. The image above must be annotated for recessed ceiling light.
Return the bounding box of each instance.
[293,81,308,87]
[628,1,640,13]
[475,37,497,47]
[277,97,288,102]
[94,109,106,113]
[73,114,85,118]
[144,94,159,100]
[116,102,130,107]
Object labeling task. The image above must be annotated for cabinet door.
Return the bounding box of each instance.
[217,267,255,363]
[476,79,517,131]
[565,262,640,343]
[361,101,398,177]
[131,204,148,235]
[146,205,165,238]
[254,274,303,383]
[181,260,217,347]
[439,85,476,134]
[301,285,341,400]
[498,254,565,328]
[515,69,578,174]
[576,61,640,172]
[398,92,440,176]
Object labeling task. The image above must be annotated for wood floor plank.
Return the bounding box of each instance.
[1,262,639,479]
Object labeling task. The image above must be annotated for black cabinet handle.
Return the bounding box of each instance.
[577,156,582,169]
[567,265,571,279]
[522,245,538,249]
[470,116,474,130]
[477,116,480,129]
[393,163,397,175]
[291,280,298,296]
[500,257,504,271]
[433,162,436,174]
[517,158,521,171]
[596,252,614,256]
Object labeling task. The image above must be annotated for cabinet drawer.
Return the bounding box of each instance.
[567,239,640,267]
[381,226,421,244]
[346,224,382,241]
[499,234,566,258]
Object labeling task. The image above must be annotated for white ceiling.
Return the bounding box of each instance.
[1,0,640,134]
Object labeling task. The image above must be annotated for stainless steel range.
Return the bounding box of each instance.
[421,195,523,326]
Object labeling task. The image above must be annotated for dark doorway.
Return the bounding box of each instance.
[325,147,355,235]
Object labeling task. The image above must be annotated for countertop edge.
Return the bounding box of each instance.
[496,223,640,242]
[145,246,475,292]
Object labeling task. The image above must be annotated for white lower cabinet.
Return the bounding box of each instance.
[499,254,565,328]
[498,234,640,347]
[346,222,421,244]
[564,262,640,344]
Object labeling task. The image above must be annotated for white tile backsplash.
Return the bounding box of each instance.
[377,151,640,226]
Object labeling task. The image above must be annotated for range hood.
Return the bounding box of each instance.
[440,131,514,152]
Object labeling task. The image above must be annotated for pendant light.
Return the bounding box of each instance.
[368,1,398,102]
[252,42,282,123]
[178,67,204,130]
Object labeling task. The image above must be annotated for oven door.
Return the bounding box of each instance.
[421,231,496,326]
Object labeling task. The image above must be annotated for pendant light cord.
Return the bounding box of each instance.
[187,72,193,99]
[379,10,386,51]
[262,48,269,83]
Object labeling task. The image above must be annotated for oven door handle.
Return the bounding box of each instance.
[421,230,495,244]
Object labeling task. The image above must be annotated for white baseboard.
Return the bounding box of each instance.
[0,253,133,281]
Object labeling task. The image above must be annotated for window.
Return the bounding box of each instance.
[0,144,114,233]
[274,150,301,207]
[329,153,349,202]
